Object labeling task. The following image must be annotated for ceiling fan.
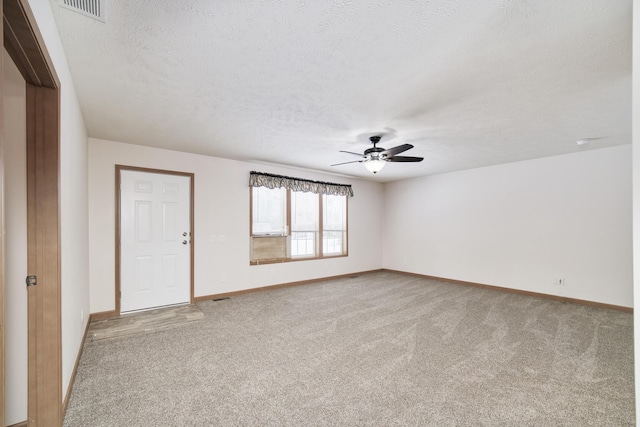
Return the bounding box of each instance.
[331,135,424,174]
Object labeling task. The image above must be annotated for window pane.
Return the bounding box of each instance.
[252,187,286,235]
[291,191,318,257]
[291,231,315,257]
[323,194,346,255]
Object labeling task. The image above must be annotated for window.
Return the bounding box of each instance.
[323,194,347,255]
[291,191,318,257]
[249,172,352,264]
[252,186,286,235]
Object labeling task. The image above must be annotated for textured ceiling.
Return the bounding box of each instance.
[49,0,631,182]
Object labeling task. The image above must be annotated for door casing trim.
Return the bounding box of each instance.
[3,0,62,424]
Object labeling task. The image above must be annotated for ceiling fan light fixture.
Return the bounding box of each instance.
[332,134,422,173]
[364,159,386,174]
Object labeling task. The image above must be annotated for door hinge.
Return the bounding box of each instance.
[26,275,37,287]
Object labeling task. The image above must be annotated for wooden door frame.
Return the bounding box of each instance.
[0,1,5,419]
[3,0,62,425]
[115,165,195,316]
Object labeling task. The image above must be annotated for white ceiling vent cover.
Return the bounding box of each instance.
[59,0,105,22]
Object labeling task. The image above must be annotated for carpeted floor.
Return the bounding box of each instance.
[63,271,635,426]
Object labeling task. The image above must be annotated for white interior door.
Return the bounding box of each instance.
[120,170,191,313]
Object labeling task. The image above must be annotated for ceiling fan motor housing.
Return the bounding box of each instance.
[364,146,385,160]
[365,136,385,160]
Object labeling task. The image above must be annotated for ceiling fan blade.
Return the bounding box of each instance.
[386,156,424,162]
[339,150,365,157]
[331,160,364,166]
[381,143,413,157]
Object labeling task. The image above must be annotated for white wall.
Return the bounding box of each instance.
[88,138,384,313]
[383,145,632,308]
[4,49,27,427]
[27,0,90,404]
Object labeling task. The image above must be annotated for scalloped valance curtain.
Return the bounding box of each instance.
[249,171,354,197]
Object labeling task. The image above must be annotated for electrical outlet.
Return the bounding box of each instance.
[80,309,84,323]
[554,277,565,286]
[221,274,228,283]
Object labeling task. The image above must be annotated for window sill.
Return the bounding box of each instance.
[250,253,348,266]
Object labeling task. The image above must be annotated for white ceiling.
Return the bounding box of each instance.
[49,0,631,182]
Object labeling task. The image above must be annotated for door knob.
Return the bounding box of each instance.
[183,240,188,245]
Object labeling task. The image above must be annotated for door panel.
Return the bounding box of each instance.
[135,256,152,291]
[135,200,152,242]
[162,254,178,288]
[120,170,191,313]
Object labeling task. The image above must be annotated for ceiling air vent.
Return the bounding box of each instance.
[59,0,105,22]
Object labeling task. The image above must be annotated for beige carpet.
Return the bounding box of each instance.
[64,271,634,426]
